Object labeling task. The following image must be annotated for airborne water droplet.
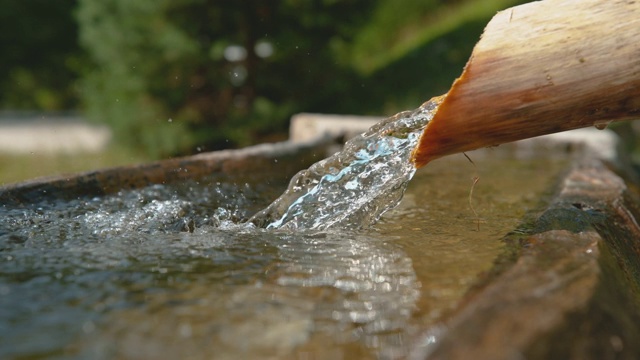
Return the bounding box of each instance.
[594,120,612,130]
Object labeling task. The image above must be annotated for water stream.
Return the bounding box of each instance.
[0,97,568,359]
[250,97,441,231]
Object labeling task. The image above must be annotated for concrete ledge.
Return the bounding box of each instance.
[289,113,382,143]
[0,116,111,154]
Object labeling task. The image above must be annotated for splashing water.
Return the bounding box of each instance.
[250,97,441,231]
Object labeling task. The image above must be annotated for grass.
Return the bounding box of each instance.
[0,145,151,187]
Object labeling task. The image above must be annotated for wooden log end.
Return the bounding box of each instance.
[411,0,640,169]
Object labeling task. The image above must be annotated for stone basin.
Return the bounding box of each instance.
[1,119,639,359]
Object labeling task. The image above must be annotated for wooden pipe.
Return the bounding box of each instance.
[411,0,640,168]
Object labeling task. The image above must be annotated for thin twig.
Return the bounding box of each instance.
[463,152,481,231]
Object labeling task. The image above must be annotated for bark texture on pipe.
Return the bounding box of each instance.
[411,0,640,168]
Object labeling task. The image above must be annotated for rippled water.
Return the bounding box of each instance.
[0,176,421,359]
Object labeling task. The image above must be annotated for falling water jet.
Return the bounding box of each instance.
[252,0,640,231]
[250,96,444,231]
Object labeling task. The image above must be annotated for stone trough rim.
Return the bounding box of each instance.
[0,136,335,206]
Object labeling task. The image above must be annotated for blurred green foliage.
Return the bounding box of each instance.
[75,0,378,157]
[2,0,528,159]
[341,0,524,74]
[0,0,83,110]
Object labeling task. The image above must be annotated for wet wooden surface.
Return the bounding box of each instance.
[412,0,640,167]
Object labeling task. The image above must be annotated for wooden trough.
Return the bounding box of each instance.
[412,0,640,167]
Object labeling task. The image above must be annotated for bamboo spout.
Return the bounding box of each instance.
[411,0,640,168]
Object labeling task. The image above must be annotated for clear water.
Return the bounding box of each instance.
[0,177,422,359]
[250,98,441,231]
[0,99,568,359]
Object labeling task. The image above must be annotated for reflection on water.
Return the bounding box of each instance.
[70,229,420,360]
[0,150,566,359]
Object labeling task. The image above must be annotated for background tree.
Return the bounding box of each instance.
[76,0,376,157]
[0,0,82,110]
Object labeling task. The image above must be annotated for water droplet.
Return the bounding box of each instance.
[82,321,96,334]
[594,120,612,130]
[179,323,192,338]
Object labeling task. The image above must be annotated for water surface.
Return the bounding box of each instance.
[0,145,566,359]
